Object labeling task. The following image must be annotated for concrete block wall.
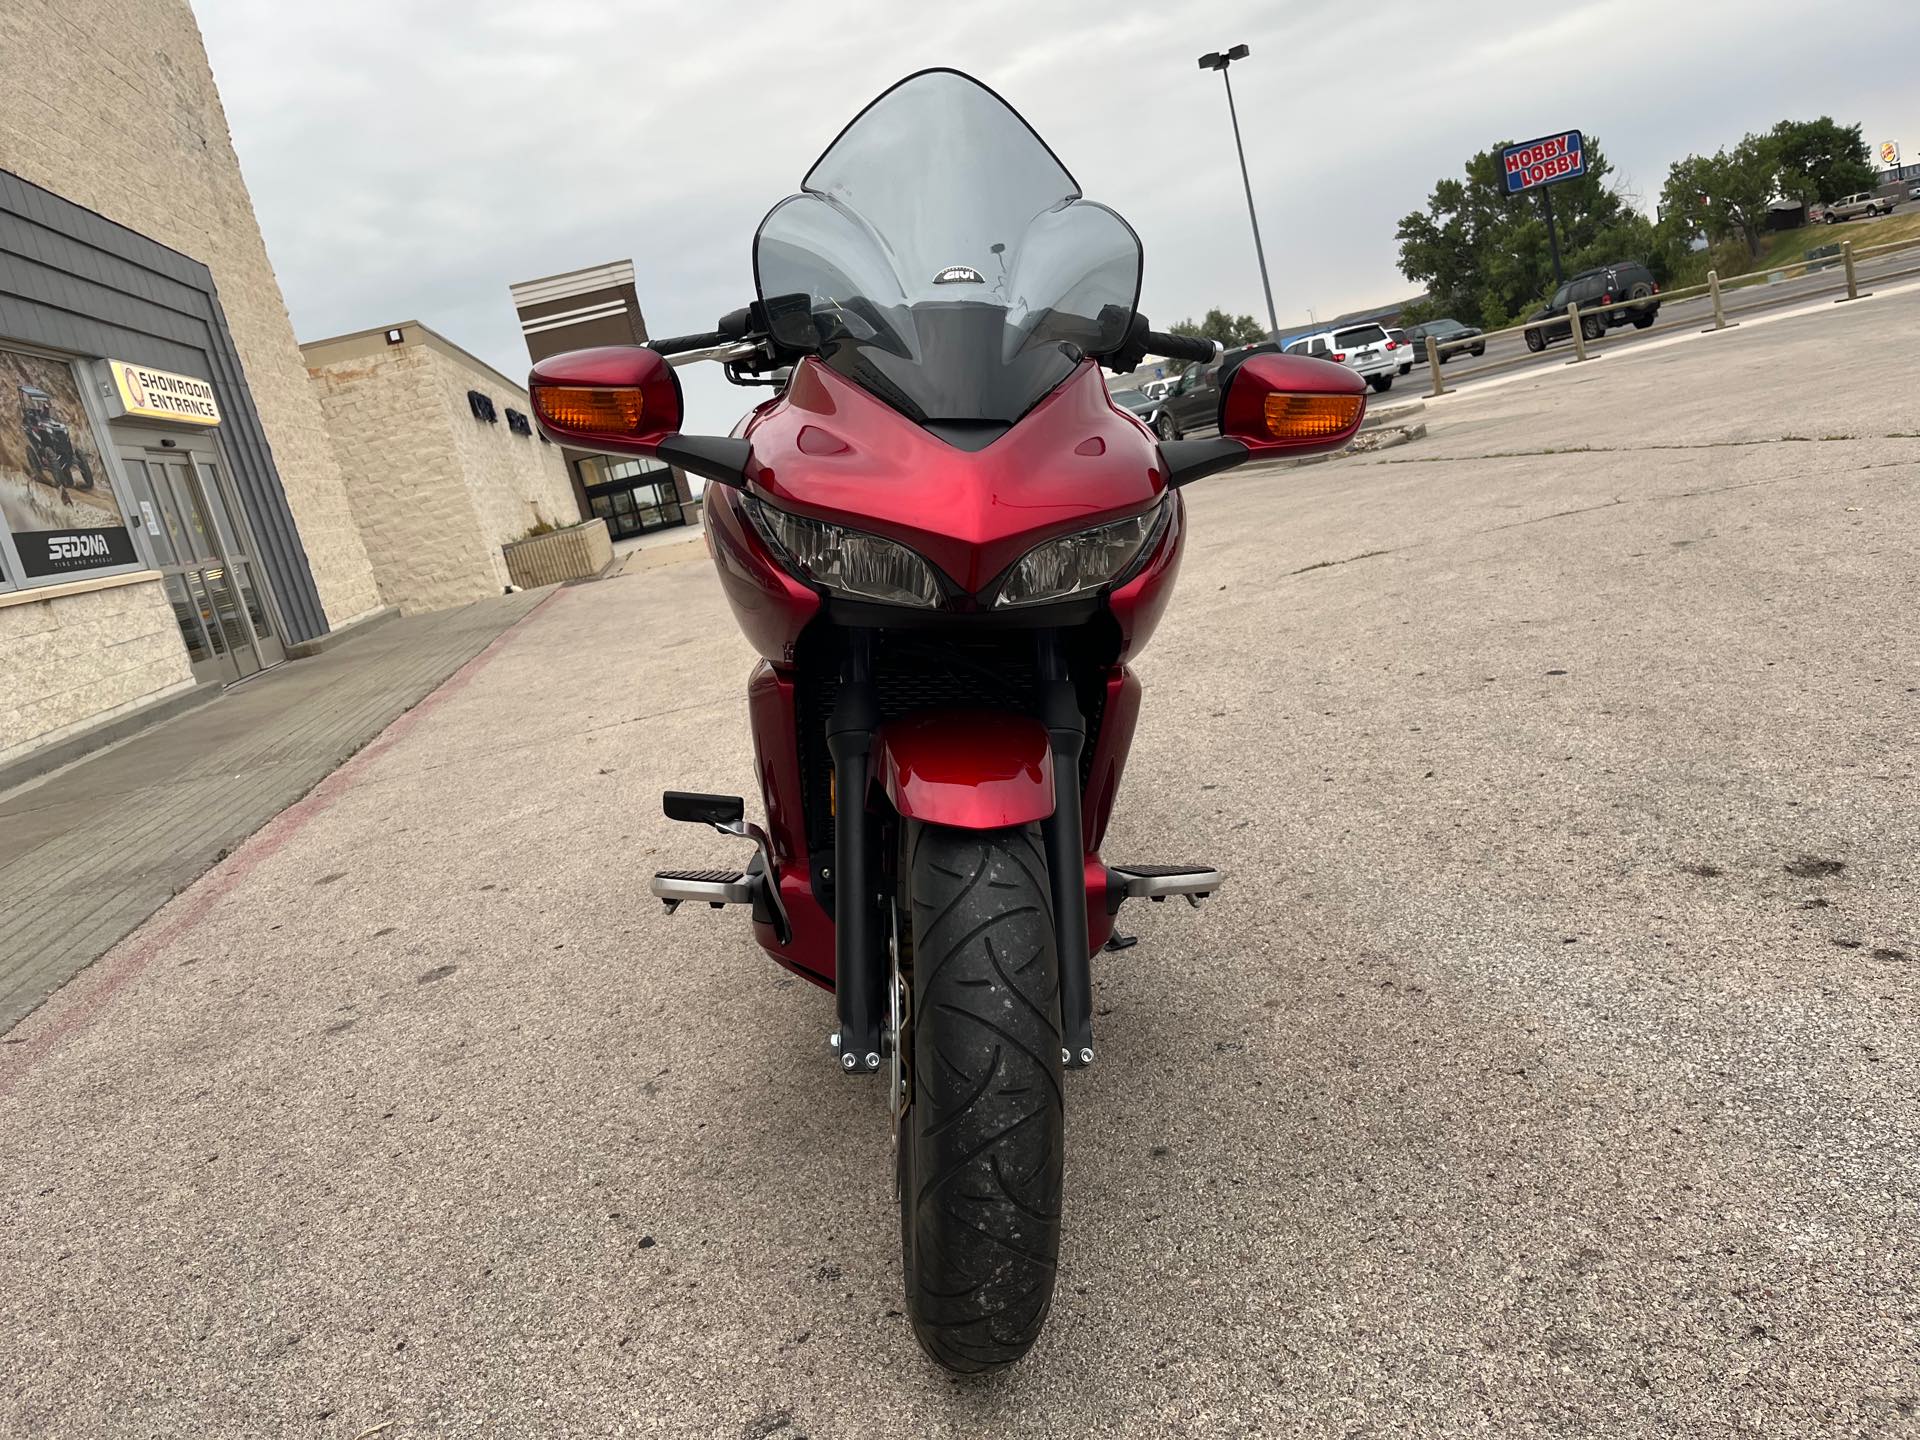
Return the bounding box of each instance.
[424,347,580,590]
[306,348,501,616]
[0,579,193,769]
[0,0,382,632]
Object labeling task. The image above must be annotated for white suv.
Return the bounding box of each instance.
[1284,323,1400,392]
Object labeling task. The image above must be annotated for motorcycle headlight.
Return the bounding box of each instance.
[993,504,1166,609]
[741,496,944,609]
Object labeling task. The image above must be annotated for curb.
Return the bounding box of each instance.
[0,682,221,798]
[285,604,400,659]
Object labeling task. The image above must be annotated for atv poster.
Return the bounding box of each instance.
[1,346,139,580]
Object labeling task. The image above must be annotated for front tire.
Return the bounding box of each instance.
[1154,412,1178,442]
[1525,328,1546,353]
[899,821,1063,1374]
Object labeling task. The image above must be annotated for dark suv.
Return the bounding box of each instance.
[1523,262,1660,351]
[1159,341,1277,438]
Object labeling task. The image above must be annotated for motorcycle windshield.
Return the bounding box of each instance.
[753,69,1142,426]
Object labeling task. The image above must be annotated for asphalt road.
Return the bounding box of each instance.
[1391,222,1920,401]
[2,284,1917,1436]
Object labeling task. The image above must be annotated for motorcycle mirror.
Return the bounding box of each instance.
[1218,352,1367,457]
[529,345,684,455]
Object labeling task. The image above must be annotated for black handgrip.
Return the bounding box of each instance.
[649,330,729,356]
[1143,330,1219,363]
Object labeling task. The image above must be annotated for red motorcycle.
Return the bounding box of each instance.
[531,69,1365,1372]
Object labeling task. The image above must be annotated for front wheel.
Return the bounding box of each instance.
[1368,374,1393,392]
[898,821,1063,1374]
[1525,328,1546,353]
[1154,412,1178,442]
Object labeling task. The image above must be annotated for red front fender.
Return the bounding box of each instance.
[872,710,1055,830]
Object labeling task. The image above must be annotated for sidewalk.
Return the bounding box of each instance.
[0,588,553,1031]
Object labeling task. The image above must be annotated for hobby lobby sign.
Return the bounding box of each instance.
[1502,130,1586,194]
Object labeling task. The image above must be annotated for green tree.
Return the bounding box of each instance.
[1771,117,1876,204]
[1395,135,1659,328]
[1659,134,1780,259]
[1170,308,1268,348]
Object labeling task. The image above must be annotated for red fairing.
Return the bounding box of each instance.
[874,711,1055,829]
[1107,492,1185,662]
[1081,667,1142,852]
[747,663,833,988]
[744,357,1165,595]
[704,484,820,664]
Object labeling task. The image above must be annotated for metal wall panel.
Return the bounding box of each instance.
[0,168,328,642]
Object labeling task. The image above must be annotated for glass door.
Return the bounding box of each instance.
[117,446,281,684]
[192,455,285,669]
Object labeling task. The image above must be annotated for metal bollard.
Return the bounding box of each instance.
[1836,241,1868,303]
[1704,269,1737,332]
[1566,301,1589,363]
[1426,334,1447,397]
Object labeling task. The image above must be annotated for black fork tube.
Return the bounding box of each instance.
[1036,633,1093,1067]
[825,634,882,1074]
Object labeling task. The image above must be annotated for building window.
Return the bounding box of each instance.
[505,407,532,436]
[0,344,145,591]
[467,390,497,423]
[576,454,685,540]
[576,454,677,490]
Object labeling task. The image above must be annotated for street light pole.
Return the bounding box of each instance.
[1199,44,1279,339]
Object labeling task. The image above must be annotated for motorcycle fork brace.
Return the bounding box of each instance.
[825,636,884,1076]
[1037,634,1094,1069]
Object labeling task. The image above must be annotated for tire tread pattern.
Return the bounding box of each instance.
[900,822,1063,1374]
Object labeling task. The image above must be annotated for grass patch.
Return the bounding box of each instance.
[1675,211,1920,289]
[1762,211,1920,269]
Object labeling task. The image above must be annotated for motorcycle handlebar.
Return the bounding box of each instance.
[1142,331,1219,363]
[650,305,759,358]
[650,330,732,357]
[656,315,1220,367]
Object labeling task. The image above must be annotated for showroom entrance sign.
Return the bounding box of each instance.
[103,359,222,426]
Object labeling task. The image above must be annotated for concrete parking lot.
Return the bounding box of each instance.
[2,285,1916,1436]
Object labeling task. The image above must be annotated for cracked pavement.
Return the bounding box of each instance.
[2,286,1916,1437]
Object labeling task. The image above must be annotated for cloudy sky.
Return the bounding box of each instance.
[198,0,1919,433]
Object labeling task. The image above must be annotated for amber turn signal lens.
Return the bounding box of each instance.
[1262,393,1363,441]
[534,385,645,433]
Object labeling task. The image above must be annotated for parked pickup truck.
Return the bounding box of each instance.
[1824,191,1896,223]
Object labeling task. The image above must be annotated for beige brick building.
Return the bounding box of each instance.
[1,0,384,772]
[302,324,581,614]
